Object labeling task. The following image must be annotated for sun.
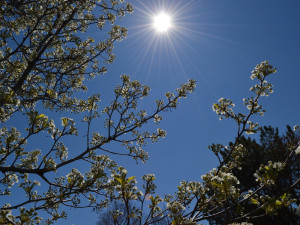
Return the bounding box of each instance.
[153,13,172,32]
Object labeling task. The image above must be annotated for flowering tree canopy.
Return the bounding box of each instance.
[0,0,196,223]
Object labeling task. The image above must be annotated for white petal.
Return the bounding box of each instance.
[295,145,300,155]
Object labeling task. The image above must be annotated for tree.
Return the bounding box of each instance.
[170,62,300,224]
[96,200,171,225]
[97,201,140,225]
[168,62,300,225]
[207,126,300,225]
[97,61,300,225]
[0,0,196,224]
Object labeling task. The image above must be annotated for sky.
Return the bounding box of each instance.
[33,0,300,224]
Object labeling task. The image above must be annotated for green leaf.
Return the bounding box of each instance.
[275,200,282,206]
[250,198,259,205]
[62,118,68,126]
[264,166,269,171]
[127,176,135,183]
[35,114,45,120]
[211,182,223,188]
[115,177,123,185]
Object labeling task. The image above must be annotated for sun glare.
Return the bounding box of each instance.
[153,13,171,32]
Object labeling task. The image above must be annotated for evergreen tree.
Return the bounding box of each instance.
[207,126,300,225]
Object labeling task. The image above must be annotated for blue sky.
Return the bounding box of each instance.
[49,0,300,224]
